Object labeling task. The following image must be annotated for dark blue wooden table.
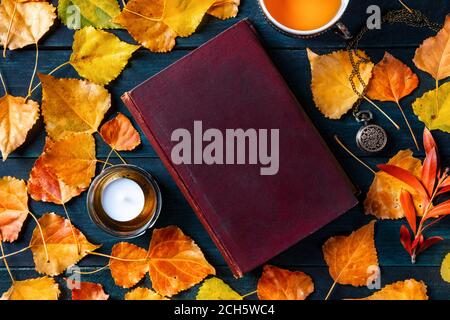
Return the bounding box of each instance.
[1,0,450,300]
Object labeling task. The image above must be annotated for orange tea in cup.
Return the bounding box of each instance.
[263,0,342,31]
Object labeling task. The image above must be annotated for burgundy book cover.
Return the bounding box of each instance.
[122,20,358,277]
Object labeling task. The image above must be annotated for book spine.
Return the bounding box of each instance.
[121,93,244,278]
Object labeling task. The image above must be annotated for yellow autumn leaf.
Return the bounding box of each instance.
[1,277,60,300]
[0,95,39,161]
[113,0,177,53]
[307,49,374,119]
[196,277,242,300]
[70,26,140,85]
[441,253,450,283]
[207,0,239,20]
[352,279,428,300]
[125,287,168,300]
[0,176,28,242]
[39,73,111,140]
[0,0,56,50]
[163,0,217,37]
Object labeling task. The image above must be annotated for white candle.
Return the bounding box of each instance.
[101,178,145,222]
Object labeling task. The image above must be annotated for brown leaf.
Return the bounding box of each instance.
[257,265,314,300]
[41,133,97,189]
[0,176,28,242]
[148,226,215,297]
[100,113,141,151]
[109,242,149,288]
[352,279,428,300]
[30,213,100,276]
[1,276,60,300]
[0,95,39,161]
[323,221,378,287]
[125,287,168,300]
[67,280,109,300]
[364,150,423,219]
[207,0,239,20]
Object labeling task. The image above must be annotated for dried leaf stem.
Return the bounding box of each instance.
[434,79,440,119]
[398,0,413,13]
[113,149,127,164]
[88,251,149,262]
[395,101,419,151]
[364,96,401,130]
[0,69,7,94]
[0,241,14,284]
[27,210,49,263]
[62,203,81,255]
[26,42,39,100]
[72,264,110,275]
[334,135,376,174]
[241,290,257,298]
[0,245,31,260]
[29,61,70,95]
[102,149,114,171]
[2,0,18,58]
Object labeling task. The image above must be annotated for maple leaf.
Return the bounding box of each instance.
[41,133,97,189]
[352,279,428,300]
[58,0,121,29]
[162,0,216,37]
[0,95,39,161]
[70,27,140,85]
[1,276,60,300]
[413,82,450,133]
[196,277,243,300]
[113,0,177,53]
[28,139,84,205]
[99,113,141,151]
[0,176,28,242]
[307,49,374,119]
[109,242,149,288]
[148,226,215,297]
[39,74,111,140]
[0,0,56,50]
[322,221,378,287]
[413,16,450,81]
[257,265,314,300]
[67,280,109,300]
[30,213,100,276]
[125,287,168,300]
[207,0,239,20]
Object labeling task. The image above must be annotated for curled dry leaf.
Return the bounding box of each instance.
[149,226,215,297]
[0,95,39,161]
[30,213,100,276]
[0,0,56,50]
[58,0,121,29]
[196,277,242,300]
[307,49,374,119]
[41,133,97,189]
[70,27,140,85]
[109,242,149,288]
[1,276,60,300]
[323,221,378,287]
[100,113,141,151]
[39,73,111,140]
[28,138,83,205]
[0,177,28,242]
[125,287,168,300]
[113,0,177,53]
[352,279,428,300]
[67,280,109,300]
[413,16,450,81]
[257,265,314,300]
[207,0,240,20]
[364,150,423,219]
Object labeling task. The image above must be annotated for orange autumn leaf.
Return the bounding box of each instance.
[67,280,109,300]
[1,276,60,300]
[0,176,28,242]
[113,0,177,53]
[125,287,168,300]
[148,226,215,297]
[41,133,97,189]
[100,113,141,151]
[257,265,314,300]
[30,213,100,276]
[28,139,83,205]
[207,0,239,20]
[365,150,423,219]
[352,279,428,300]
[367,52,419,103]
[323,221,378,287]
[0,95,39,161]
[109,242,149,288]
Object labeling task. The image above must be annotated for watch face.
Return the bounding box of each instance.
[356,124,388,153]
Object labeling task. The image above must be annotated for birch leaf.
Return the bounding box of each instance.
[207,0,239,20]
[0,177,28,242]
[58,0,121,29]
[352,279,428,300]
[70,27,140,85]
[125,287,168,300]
[196,277,242,300]
[67,280,109,300]
[1,277,59,300]
[99,113,141,151]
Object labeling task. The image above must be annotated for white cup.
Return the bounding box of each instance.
[258,0,351,39]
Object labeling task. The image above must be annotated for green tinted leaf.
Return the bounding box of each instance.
[58,0,121,29]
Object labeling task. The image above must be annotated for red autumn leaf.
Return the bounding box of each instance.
[426,199,450,219]
[400,225,412,255]
[67,280,109,300]
[423,128,437,155]
[438,185,450,195]
[400,190,417,233]
[421,147,437,197]
[416,236,443,255]
[378,164,429,201]
[99,113,141,151]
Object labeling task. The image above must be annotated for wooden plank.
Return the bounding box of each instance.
[0,266,445,300]
[32,0,448,49]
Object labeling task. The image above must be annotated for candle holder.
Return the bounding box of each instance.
[87,164,162,238]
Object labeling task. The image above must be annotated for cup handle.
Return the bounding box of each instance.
[333,21,352,40]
